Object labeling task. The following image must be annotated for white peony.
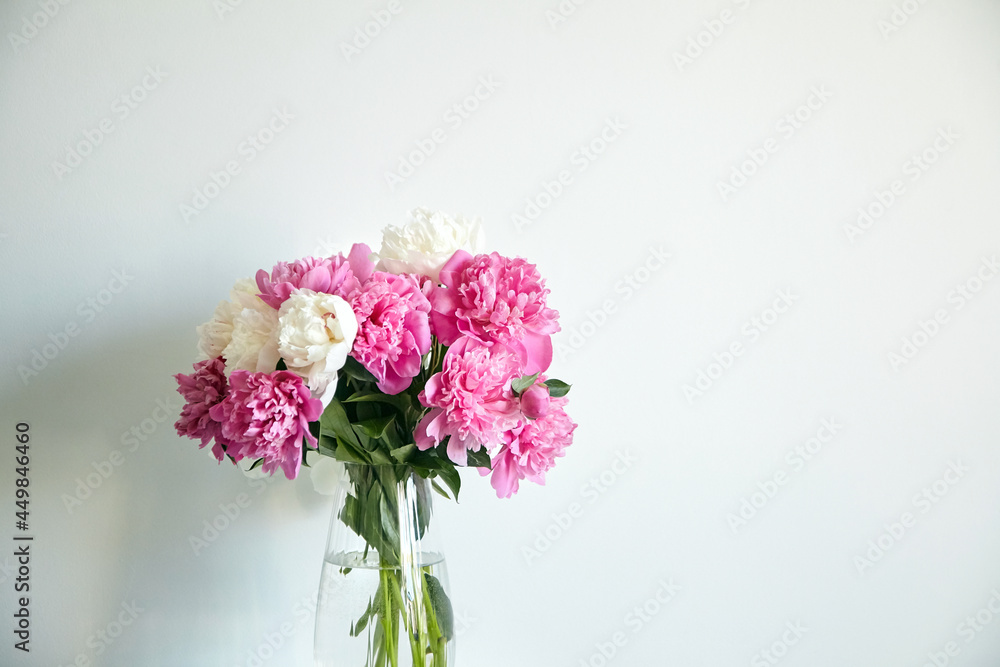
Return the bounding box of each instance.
[277,289,358,403]
[374,207,486,282]
[223,295,281,374]
[196,278,262,360]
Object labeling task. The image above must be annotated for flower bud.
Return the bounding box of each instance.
[520,383,550,420]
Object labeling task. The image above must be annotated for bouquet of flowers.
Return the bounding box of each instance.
[173,208,575,665]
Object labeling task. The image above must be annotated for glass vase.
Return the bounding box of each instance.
[314,462,455,667]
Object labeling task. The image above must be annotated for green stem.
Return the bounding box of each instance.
[380,566,398,667]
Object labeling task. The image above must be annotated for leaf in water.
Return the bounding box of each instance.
[424,573,454,641]
[379,493,401,558]
[350,596,377,637]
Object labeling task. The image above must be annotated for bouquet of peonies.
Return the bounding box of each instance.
[174,207,575,496]
[173,208,575,664]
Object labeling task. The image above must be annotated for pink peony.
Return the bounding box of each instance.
[256,243,374,309]
[174,357,230,462]
[414,337,523,466]
[208,370,322,479]
[487,397,576,499]
[429,251,560,375]
[346,271,432,395]
[519,382,550,420]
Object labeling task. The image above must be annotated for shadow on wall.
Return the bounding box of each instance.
[2,317,332,664]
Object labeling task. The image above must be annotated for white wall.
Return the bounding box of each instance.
[2,0,1000,665]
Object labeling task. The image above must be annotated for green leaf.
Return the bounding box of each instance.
[320,398,362,449]
[341,356,378,383]
[380,421,404,450]
[353,428,374,452]
[544,378,571,397]
[430,479,452,500]
[275,358,288,371]
[437,467,461,502]
[247,458,264,471]
[466,447,492,470]
[369,448,393,465]
[391,444,418,463]
[350,595,378,637]
[378,493,400,555]
[354,414,395,440]
[320,430,370,464]
[317,433,338,457]
[424,573,455,640]
[354,400,381,423]
[344,390,414,415]
[511,372,540,395]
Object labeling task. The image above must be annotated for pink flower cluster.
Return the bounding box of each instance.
[430,251,560,374]
[416,251,575,497]
[346,272,432,395]
[255,244,373,309]
[488,395,577,499]
[174,360,321,479]
[176,231,575,497]
[176,244,435,478]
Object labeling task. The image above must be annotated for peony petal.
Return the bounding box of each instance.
[446,435,469,467]
[438,249,473,288]
[429,308,461,346]
[403,309,432,355]
[301,265,333,294]
[489,449,520,499]
[348,243,375,283]
[376,371,410,396]
[414,411,439,451]
[520,330,553,375]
